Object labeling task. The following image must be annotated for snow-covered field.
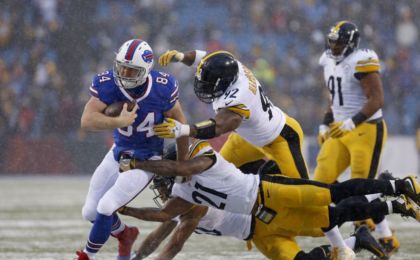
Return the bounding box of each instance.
[1,176,419,260]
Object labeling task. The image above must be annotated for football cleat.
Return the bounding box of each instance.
[403,175,420,205]
[330,246,356,260]
[353,219,376,232]
[353,225,387,258]
[115,226,139,257]
[393,195,420,222]
[378,232,400,257]
[75,250,90,260]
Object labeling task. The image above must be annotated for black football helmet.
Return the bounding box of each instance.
[327,21,360,61]
[194,51,239,103]
[150,143,177,207]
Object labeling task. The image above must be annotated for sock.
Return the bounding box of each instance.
[375,219,393,238]
[85,213,113,254]
[323,226,346,248]
[344,236,356,250]
[111,214,126,236]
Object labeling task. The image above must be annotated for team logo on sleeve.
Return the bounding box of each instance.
[142,50,154,63]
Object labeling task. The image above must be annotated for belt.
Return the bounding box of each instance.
[366,117,383,124]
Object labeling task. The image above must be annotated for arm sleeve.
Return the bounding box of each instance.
[354,50,381,80]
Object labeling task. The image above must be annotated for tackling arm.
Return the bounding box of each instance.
[188,108,242,139]
[155,206,208,260]
[133,220,178,260]
[164,101,189,160]
[119,197,194,222]
[126,155,214,177]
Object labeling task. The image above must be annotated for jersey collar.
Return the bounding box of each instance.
[119,74,152,102]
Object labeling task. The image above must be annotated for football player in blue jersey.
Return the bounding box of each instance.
[76,39,189,260]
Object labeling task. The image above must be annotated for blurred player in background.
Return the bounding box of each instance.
[155,49,309,179]
[314,21,399,255]
[76,39,189,260]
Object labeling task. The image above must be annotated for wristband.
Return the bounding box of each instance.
[193,119,216,139]
[322,111,334,125]
[351,112,368,126]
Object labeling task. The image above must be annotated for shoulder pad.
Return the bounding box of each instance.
[352,49,381,73]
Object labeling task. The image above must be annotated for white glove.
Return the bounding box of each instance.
[318,124,330,146]
[153,118,190,139]
[329,118,356,138]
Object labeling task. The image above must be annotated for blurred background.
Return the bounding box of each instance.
[0,0,419,174]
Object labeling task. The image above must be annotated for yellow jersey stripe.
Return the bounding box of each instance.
[357,59,380,65]
[188,140,212,159]
[197,51,235,75]
[355,65,381,73]
[227,105,250,119]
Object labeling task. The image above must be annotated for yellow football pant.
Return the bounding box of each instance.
[251,175,330,259]
[220,115,309,179]
[314,120,387,183]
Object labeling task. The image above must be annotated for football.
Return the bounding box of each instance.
[103,101,136,117]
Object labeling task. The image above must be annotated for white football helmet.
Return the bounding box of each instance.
[114,39,154,89]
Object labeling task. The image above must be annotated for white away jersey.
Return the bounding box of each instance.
[171,141,259,214]
[210,61,286,147]
[194,207,252,240]
[319,49,383,121]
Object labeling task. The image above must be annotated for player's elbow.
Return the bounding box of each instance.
[80,115,93,130]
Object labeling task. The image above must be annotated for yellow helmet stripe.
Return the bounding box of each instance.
[196,51,235,76]
[332,20,348,33]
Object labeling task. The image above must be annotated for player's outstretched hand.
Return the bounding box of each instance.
[153,118,190,139]
[159,50,184,66]
[117,103,138,128]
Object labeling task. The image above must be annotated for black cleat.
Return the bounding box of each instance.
[354,225,387,259]
[403,175,420,205]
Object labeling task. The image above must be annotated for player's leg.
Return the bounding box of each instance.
[346,120,387,180]
[219,132,265,167]
[261,173,420,210]
[252,234,304,260]
[313,137,350,183]
[81,168,154,259]
[81,149,120,222]
[263,116,309,179]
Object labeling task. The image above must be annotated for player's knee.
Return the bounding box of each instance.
[97,199,119,216]
[81,204,97,221]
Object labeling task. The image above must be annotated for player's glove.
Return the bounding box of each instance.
[153,118,190,139]
[329,118,356,138]
[317,124,330,146]
[158,50,185,66]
